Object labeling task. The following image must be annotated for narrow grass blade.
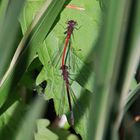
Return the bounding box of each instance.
[88,0,132,139]
[0,0,25,79]
[114,0,140,132]
[0,0,9,22]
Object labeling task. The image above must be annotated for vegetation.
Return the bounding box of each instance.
[0,0,140,139]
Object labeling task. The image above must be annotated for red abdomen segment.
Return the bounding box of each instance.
[61,34,71,66]
[61,20,77,66]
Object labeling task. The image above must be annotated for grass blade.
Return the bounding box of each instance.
[88,0,131,139]
[114,0,140,131]
[0,0,25,79]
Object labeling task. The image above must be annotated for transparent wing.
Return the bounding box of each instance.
[51,40,64,68]
[51,35,80,73]
[70,46,77,72]
[62,84,84,126]
[71,88,83,114]
[63,41,75,74]
[66,37,81,73]
[58,80,67,116]
[50,35,72,68]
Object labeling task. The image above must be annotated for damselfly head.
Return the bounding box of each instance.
[67,20,77,27]
[60,65,68,70]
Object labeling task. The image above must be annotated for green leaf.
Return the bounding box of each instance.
[0,0,25,79]
[37,0,101,90]
[0,97,45,140]
[35,119,79,140]
[15,97,45,140]
[0,101,27,140]
[67,134,79,140]
[49,127,79,140]
[36,0,101,139]
[35,119,58,140]
[71,82,91,140]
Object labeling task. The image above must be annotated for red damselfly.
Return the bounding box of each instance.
[51,20,79,71]
[60,64,74,126]
[59,62,83,127]
[61,20,78,67]
[51,20,80,126]
[60,20,79,126]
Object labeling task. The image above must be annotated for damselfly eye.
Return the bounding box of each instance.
[67,20,77,27]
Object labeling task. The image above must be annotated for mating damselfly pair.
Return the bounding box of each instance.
[50,19,82,127]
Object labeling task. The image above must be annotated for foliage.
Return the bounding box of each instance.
[0,0,140,140]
